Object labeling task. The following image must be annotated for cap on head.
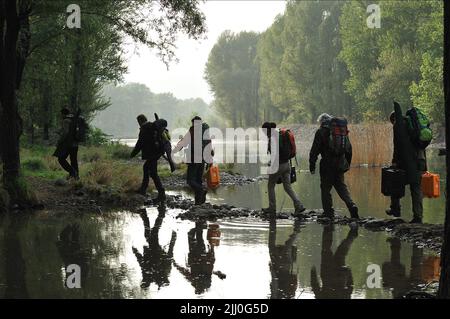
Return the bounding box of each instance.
[137,114,147,126]
[262,122,276,129]
[191,116,202,123]
[317,113,333,125]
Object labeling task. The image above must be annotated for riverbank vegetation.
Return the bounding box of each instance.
[0,0,206,205]
[205,1,444,127]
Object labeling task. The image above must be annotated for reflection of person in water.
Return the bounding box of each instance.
[132,205,177,289]
[382,238,424,298]
[268,218,302,299]
[4,215,29,298]
[174,221,224,295]
[311,224,358,299]
[57,223,91,289]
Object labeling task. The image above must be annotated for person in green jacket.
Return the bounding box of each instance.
[386,105,427,224]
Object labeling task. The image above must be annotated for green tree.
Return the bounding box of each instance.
[205,31,260,127]
[0,0,206,204]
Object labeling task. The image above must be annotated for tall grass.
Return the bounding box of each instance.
[349,123,393,167]
[82,160,141,193]
[294,123,393,167]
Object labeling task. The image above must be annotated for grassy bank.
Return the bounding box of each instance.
[20,143,239,197]
[21,143,183,194]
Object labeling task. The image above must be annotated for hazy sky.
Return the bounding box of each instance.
[123,1,287,104]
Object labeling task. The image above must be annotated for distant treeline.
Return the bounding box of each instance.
[205,0,444,126]
[93,83,219,138]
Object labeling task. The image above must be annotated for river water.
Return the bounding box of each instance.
[0,141,444,299]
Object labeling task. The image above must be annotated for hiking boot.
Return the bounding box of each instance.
[320,210,335,219]
[349,205,359,219]
[194,189,206,205]
[200,189,208,205]
[292,204,306,218]
[136,187,147,196]
[410,217,423,224]
[386,208,401,218]
[151,191,166,204]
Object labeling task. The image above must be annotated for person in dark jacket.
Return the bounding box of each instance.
[53,108,79,179]
[173,116,214,205]
[386,106,427,224]
[130,114,166,202]
[261,122,305,216]
[309,113,359,219]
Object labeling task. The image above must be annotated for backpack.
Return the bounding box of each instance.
[154,119,170,150]
[405,107,432,149]
[328,117,350,156]
[279,129,296,161]
[74,116,89,143]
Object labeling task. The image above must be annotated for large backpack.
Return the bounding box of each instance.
[405,107,432,149]
[328,117,350,156]
[279,129,296,161]
[153,119,170,152]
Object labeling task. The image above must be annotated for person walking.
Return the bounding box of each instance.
[173,116,213,205]
[53,107,79,180]
[261,122,305,216]
[309,113,359,219]
[386,102,427,224]
[130,114,166,203]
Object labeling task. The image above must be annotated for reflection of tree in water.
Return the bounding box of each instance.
[133,205,176,289]
[382,238,425,298]
[311,224,358,299]
[57,223,91,290]
[3,215,29,299]
[174,221,224,295]
[268,218,302,299]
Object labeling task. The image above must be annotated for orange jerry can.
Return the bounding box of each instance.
[421,256,441,282]
[207,164,220,190]
[421,171,440,198]
[207,224,221,247]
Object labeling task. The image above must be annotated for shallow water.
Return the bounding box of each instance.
[207,149,446,225]
[0,142,444,299]
[0,207,440,299]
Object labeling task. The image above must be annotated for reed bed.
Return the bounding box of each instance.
[292,123,393,167]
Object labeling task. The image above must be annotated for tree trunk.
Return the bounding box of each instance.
[0,0,30,202]
[438,0,450,299]
[0,1,21,187]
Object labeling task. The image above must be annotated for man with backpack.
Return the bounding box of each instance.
[261,122,305,216]
[173,116,214,205]
[386,102,429,224]
[53,107,79,180]
[309,113,359,219]
[130,114,166,203]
